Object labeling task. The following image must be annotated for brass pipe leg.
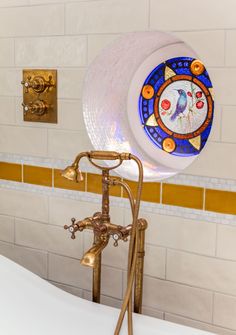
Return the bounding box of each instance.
[134,219,147,314]
[92,237,101,303]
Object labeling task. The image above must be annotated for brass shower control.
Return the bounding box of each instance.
[22,100,49,116]
[21,69,57,123]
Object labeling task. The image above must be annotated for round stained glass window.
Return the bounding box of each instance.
[139,57,214,157]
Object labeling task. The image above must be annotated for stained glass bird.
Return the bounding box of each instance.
[170,89,187,121]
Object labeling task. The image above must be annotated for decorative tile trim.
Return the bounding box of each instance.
[1,159,236,220]
[1,152,236,192]
[23,165,52,187]
[0,179,236,226]
[0,162,22,182]
[162,184,204,210]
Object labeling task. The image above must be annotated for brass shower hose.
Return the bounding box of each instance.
[114,154,143,335]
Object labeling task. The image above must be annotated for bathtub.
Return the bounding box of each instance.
[0,255,214,335]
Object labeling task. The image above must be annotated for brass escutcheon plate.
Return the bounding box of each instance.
[22,69,57,123]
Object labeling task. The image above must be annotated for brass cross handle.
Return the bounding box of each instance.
[64,218,79,239]
[22,100,48,116]
[21,75,54,94]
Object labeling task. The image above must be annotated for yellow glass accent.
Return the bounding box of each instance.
[23,165,52,187]
[209,87,214,99]
[54,169,85,191]
[146,113,158,127]
[162,183,204,209]
[87,173,122,197]
[164,66,176,80]
[142,85,154,99]
[163,138,176,153]
[190,60,205,76]
[189,135,201,150]
[205,189,236,215]
[0,162,22,182]
[124,179,160,203]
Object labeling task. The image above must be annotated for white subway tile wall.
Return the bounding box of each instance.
[0,1,236,334]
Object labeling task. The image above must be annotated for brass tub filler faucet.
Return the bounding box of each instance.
[62,151,147,335]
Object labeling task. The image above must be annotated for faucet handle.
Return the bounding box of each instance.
[64,217,78,239]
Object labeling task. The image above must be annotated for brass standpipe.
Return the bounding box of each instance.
[62,151,147,334]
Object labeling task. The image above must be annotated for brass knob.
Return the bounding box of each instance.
[64,218,78,239]
[22,99,48,116]
[21,75,54,94]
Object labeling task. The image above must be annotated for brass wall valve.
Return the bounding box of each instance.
[21,69,57,123]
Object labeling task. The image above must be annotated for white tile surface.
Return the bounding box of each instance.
[142,306,164,320]
[128,211,216,256]
[101,265,123,299]
[0,69,20,96]
[150,0,236,30]
[166,313,236,335]
[48,253,92,289]
[217,224,236,261]
[222,106,236,143]
[143,276,213,322]
[0,125,47,156]
[0,39,14,66]
[144,245,166,279]
[174,31,225,67]
[48,129,92,159]
[0,241,48,278]
[15,36,87,67]
[185,141,236,180]
[0,215,14,243]
[15,218,83,259]
[0,0,29,6]
[58,68,86,99]
[66,0,149,34]
[226,30,236,66]
[0,188,48,223]
[0,97,16,125]
[210,68,236,106]
[0,5,64,37]
[167,250,236,296]
[88,34,120,64]
[214,293,236,330]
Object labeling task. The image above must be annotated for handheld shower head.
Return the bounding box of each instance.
[61,165,84,182]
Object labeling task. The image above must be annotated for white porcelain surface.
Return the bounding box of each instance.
[0,255,214,335]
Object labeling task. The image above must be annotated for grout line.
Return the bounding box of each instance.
[215,224,219,258]
[212,292,215,324]
[164,310,236,333]
[203,187,206,211]
[164,248,167,280]
[147,0,151,30]
[224,30,227,66]
[13,216,16,244]
[160,182,163,204]
[21,164,24,183]
[219,105,223,143]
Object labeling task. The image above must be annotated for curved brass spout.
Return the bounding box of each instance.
[81,237,109,268]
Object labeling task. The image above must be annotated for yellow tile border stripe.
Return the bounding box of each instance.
[0,161,236,217]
